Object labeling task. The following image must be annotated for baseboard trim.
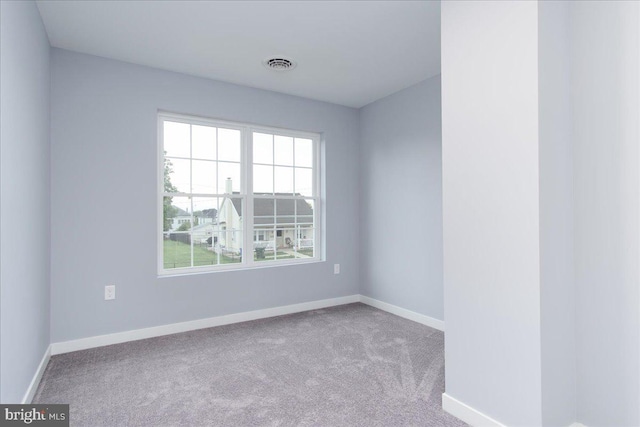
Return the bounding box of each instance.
[359,295,445,331]
[442,393,505,427]
[51,295,360,355]
[22,345,51,403]
[569,423,587,427]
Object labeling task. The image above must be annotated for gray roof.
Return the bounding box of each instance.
[172,206,189,217]
[197,208,217,219]
[229,193,313,226]
[170,206,216,219]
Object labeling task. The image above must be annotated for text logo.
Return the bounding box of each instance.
[0,405,68,426]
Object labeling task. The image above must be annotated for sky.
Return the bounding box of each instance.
[163,121,314,215]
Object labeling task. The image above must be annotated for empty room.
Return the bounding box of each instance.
[1,1,639,426]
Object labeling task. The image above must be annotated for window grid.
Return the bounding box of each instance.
[159,112,320,275]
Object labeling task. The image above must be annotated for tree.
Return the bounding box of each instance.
[163,154,178,231]
[177,221,191,232]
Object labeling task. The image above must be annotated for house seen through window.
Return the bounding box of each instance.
[160,112,320,274]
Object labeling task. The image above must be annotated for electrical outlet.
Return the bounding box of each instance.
[334,264,340,274]
[105,285,116,300]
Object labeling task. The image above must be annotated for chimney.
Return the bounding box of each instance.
[225,177,232,194]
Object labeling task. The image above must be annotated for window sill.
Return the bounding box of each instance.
[158,257,325,278]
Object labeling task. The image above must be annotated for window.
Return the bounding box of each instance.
[159,112,320,274]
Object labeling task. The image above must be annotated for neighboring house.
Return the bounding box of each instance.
[192,222,215,246]
[195,208,217,227]
[168,207,217,232]
[217,192,313,254]
[168,206,190,231]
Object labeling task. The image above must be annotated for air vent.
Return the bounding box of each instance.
[263,57,297,71]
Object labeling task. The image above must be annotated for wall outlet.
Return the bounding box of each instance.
[334,264,340,274]
[104,285,116,300]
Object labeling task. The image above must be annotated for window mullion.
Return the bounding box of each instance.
[216,127,220,266]
[189,124,194,268]
[244,127,254,267]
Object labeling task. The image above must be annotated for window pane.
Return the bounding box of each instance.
[274,166,293,194]
[192,197,218,263]
[163,194,193,269]
[165,158,190,194]
[218,128,241,162]
[253,165,273,194]
[216,196,243,263]
[163,196,184,232]
[219,230,243,264]
[254,197,275,228]
[296,228,315,258]
[253,198,274,261]
[163,235,193,269]
[163,121,190,158]
[297,199,314,227]
[192,125,216,160]
[295,138,313,167]
[281,228,296,248]
[254,232,275,262]
[253,132,273,164]
[295,168,313,197]
[192,160,216,194]
[252,199,312,263]
[274,135,294,166]
[218,162,241,194]
[164,196,191,232]
[275,199,296,228]
[279,228,298,258]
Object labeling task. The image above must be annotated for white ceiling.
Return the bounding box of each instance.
[36,1,441,108]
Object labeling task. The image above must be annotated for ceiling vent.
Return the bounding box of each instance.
[263,57,297,71]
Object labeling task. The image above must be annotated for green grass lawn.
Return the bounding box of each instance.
[164,240,313,269]
[164,240,240,269]
[255,251,295,262]
[298,248,314,257]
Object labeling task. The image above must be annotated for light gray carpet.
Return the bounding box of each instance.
[34,303,466,426]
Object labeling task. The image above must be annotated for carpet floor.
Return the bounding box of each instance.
[34,303,467,426]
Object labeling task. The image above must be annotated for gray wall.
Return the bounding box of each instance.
[359,76,443,320]
[538,2,576,425]
[441,2,543,425]
[50,49,360,343]
[442,2,640,425]
[571,2,640,425]
[0,1,51,403]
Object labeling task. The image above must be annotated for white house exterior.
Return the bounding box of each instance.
[169,208,216,232]
[217,193,314,255]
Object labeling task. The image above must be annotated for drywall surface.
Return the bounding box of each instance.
[441,2,543,425]
[571,2,640,425]
[0,0,51,403]
[50,49,360,342]
[538,2,576,425]
[359,76,443,320]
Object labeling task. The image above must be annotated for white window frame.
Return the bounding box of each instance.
[157,111,322,276]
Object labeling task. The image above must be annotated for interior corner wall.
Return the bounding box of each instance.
[0,0,51,403]
[49,49,360,343]
[358,76,444,320]
[538,2,576,426]
[571,2,640,425]
[441,2,543,425]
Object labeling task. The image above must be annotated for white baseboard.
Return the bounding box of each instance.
[51,294,445,356]
[569,424,587,427]
[51,294,360,355]
[359,295,445,331]
[442,393,505,427]
[22,345,51,404]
